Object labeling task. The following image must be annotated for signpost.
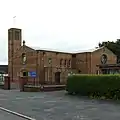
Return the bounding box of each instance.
[28,71,37,78]
[28,71,37,85]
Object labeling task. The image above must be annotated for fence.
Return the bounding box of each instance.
[0,74,6,85]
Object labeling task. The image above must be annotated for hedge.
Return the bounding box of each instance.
[66,74,120,99]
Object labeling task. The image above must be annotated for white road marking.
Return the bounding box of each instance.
[15,96,44,100]
[44,100,57,103]
[0,96,44,119]
[0,98,7,101]
[15,97,24,100]
[0,96,44,101]
[0,106,36,120]
[44,108,54,112]
[0,94,7,96]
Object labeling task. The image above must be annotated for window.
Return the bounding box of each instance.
[48,58,52,64]
[56,52,59,55]
[8,31,12,40]
[68,60,71,67]
[22,53,27,64]
[43,52,45,55]
[23,71,28,77]
[15,31,19,40]
[64,60,67,66]
[72,54,76,57]
[78,70,81,73]
[101,54,107,64]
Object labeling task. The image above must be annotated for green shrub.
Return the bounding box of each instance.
[66,74,120,99]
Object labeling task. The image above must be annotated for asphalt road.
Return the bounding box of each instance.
[0,90,120,120]
[0,109,25,120]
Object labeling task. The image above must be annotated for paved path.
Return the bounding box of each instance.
[0,90,120,119]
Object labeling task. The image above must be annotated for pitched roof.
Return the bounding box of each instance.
[30,46,73,54]
[30,46,104,54]
[74,46,105,53]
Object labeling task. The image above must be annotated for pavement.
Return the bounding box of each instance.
[0,90,120,120]
[0,109,25,120]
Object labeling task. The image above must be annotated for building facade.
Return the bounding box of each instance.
[8,28,117,86]
[76,47,117,74]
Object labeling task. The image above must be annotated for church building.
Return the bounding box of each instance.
[8,28,117,86]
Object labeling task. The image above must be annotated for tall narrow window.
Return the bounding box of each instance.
[48,58,52,65]
[64,60,67,67]
[15,31,19,40]
[8,31,12,40]
[68,60,71,67]
[22,53,27,64]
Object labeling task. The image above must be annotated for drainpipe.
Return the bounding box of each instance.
[36,51,39,85]
[86,52,88,74]
[11,30,14,82]
[90,52,92,74]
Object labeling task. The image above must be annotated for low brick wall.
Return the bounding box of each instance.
[24,85,66,92]
[41,85,66,92]
[23,85,40,92]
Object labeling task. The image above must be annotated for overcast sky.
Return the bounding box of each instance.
[0,0,120,64]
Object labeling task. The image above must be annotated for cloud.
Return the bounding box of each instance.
[0,0,120,62]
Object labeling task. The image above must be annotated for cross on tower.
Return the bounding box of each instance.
[13,16,16,28]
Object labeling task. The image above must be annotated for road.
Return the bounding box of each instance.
[0,109,25,120]
[0,90,120,119]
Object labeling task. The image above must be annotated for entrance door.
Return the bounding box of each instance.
[55,72,60,84]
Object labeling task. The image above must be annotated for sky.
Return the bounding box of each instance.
[0,0,120,64]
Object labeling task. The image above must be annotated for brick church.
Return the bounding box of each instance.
[8,28,117,85]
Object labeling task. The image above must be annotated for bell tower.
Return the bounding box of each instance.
[8,28,22,81]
